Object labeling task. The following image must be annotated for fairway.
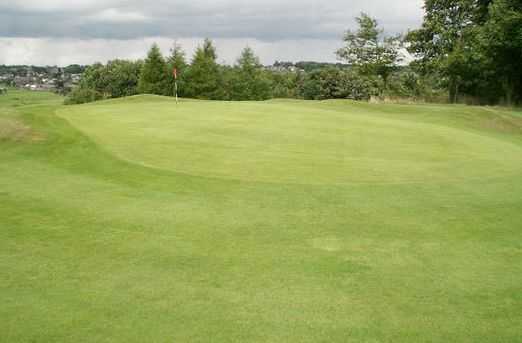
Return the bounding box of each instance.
[2,91,522,342]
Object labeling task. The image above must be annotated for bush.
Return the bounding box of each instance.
[300,68,380,101]
[64,60,142,105]
[383,69,449,102]
[269,71,303,98]
[64,88,103,105]
[386,70,422,98]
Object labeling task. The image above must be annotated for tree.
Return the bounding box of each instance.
[406,0,491,103]
[138,43,169,95]
[184,39,220,99]
[79,63,108,97]
[105,60,142,98]
[269,71,301,98]
[336,13,401,90]
[63,64,86,74]
[479,0,522,105]
[66,60,142,104]
[166,42,188,97]
[230,47,272,100]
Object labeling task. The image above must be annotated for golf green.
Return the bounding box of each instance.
[2,91,522,342]
[59,96,522,184]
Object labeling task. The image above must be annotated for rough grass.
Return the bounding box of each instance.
[1,91,522,342]
[0,117,32,141]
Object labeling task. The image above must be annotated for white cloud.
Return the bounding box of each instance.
[1,0,122,12]
[0,37,342,66]
[86,8,150,23]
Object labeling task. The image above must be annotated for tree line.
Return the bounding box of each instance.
[66,0,521,105]
[65,36,428,105]
[407,0,521,105]
[66,40,273,104]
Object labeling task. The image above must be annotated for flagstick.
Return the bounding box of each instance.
[172,67,179,105]
[175,80,178,104]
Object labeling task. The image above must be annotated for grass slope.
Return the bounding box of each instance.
[1,91,522,342]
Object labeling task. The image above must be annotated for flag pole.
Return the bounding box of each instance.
[173,67,179,104]
[175,79,178,104]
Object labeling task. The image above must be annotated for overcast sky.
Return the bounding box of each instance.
[0,0,424,66]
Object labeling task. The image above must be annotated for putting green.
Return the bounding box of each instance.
[59,96,522,184]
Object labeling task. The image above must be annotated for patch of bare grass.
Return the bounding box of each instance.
[0,118,44,142]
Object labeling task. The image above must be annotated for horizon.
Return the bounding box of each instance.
[0,55,351,69]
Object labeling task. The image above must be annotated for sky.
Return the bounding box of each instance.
[0,0,424,66]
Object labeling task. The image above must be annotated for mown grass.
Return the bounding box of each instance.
[1,90,522,342]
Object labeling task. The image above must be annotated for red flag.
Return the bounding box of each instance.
[173,68,178,79]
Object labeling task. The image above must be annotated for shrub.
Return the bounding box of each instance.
[64,87,103,105]
[300,68,380,101]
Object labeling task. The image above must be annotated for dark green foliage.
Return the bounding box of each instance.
[479,0,522,105]
[386,70,423,98]
[385,68,448,101]
[65,60,142,104]
[407,0,481,103]
[78,63,107,96]
[228,47,272,101]
[64,87,103,105]
[301,68,379,100]
[65,63,106,104]
[269,71,303,98]
[407,0,522,105]
[63,64,86,74]
[295,61,350,72]
[217,65,236,100]
[184,39,221,99]
[138,43,169,95]
[105,60,142,98]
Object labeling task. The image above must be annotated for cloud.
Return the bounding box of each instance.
[0,0,423,40]
[0,0,424,65]
[0,37,343,66]
[1,0,119,12]
[86,8,151,23]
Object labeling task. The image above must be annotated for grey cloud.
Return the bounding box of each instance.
[0,0,423,65]
[0,0,423,41]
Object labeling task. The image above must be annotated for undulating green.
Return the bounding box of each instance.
[1,90,522,342]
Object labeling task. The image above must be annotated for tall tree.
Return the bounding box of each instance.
[479,0,522,105]
[184,38,220,99]
[166,42,188,97]
[230,47,272,100]
[406,0,489,103]
[336,13,401,90]
[138,43,169,95]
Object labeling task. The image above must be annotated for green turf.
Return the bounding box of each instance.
[58,97,522,184]
[1,90,522,342]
